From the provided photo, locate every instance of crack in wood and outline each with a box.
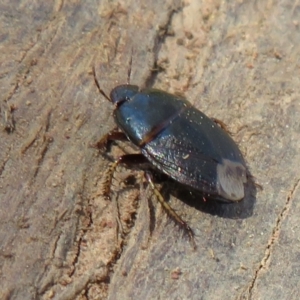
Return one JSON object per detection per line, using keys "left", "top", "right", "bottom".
{"left": 1, "top": 13, "right": 63, "bottom": 133}
{"left": 0, "top": 146, "right": 11, "bottom": 177}
{"left": 238, "top": 178, "right": 300, "bottom": 300}
{"left": 144, "top": 6, "right": 181, "bottom": 89}
{"left": 20, "top": 107, "right": 52, "bottom": 153}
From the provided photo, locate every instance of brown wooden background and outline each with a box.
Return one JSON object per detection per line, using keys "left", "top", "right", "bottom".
{"left": 1, "top": 0, "right": 300, "bottom": 299}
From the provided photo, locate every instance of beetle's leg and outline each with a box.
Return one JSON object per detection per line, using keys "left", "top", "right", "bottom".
{"left": 211, "top": 118, "right": 231, "bottom": 134}
{"left": 145, "top": 172, "right": 196, "bottom": 250}
{"left": 102, "top": 154, "right": 148, "bottom": 197}
{"left": 95, "top": 127, "right": 128, "bottom": 150}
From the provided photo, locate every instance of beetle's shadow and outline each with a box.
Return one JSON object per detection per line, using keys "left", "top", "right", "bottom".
{"left": 100, "top": 142, "right": 258, "bottom": 220}
{"left": 158, "top": 172, "right": 257, "bottom": 220}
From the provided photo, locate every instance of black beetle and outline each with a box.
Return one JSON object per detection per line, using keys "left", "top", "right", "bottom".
{"left": 93, "top": 67, "right": 247, "bottom": 246}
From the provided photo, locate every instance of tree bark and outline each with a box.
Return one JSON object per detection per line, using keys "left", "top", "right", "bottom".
{"left": 1, "top": 0, "right": 299, "bottom": 299}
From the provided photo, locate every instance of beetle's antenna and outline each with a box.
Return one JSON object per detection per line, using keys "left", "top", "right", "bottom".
{"left": 92, "top": 66, "right": 111, "bottom": 102}
{"left": 127, "top": 49, "right": 133, "bottom": 85}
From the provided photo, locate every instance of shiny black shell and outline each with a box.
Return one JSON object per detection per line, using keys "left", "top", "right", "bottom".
{"left": 110, "top": 85, "right": 247, "bottom": 202}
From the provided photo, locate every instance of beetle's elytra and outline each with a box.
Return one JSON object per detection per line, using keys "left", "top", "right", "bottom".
{"left": 93, "top": 67, "right": 247, "bottom": 247}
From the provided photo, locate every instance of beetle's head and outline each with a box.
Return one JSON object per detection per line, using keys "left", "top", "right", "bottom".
{"left": 110, "top": 85, "right": 139, "bottom": 106}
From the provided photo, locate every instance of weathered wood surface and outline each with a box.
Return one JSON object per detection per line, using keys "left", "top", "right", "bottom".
{"left": 1, "top": 1, "right": 300, "bottom": 299}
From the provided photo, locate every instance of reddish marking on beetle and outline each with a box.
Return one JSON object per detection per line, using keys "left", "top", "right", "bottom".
{"left": 139, "top": 106, "right": 187, "bottom": 147}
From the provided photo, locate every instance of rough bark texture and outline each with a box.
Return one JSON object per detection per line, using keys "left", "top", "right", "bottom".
{"left": 1, "top": 0, "right": 300, "bottom": 299}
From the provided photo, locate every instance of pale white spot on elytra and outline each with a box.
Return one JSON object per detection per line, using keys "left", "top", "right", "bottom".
{"left": 216, "top": 159, "right": 247, "bottom": 201}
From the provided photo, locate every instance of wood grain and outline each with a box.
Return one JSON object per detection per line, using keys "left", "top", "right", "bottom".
{"left": 1, "top": 1, "right": 299, "bottom": 299}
